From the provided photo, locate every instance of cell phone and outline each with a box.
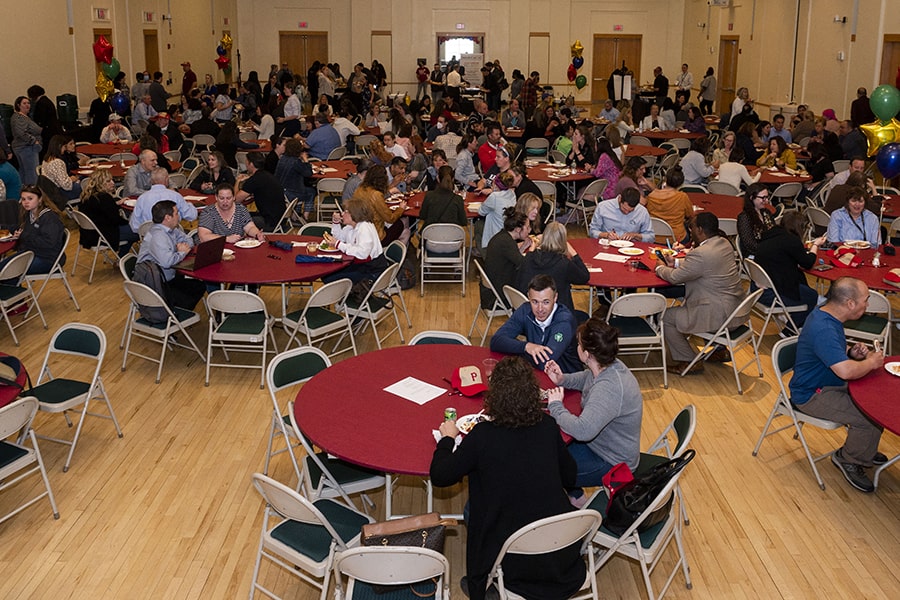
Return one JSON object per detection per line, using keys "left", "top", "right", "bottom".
{"left": 813, "top": 264, "right": 834, "bottom": 271}
{"left": 654, "top": 249, "right": 666, "bottom": 261}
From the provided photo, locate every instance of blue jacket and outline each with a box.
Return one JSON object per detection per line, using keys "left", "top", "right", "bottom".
{"left": 490, "top": 303, "right": 581, "bottom": 373}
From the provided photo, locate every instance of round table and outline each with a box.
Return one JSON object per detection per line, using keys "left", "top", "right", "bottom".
{"left": 527, "top": 165, "right": 595, "bottom": 204}
{"left": 570, "top": 238, "right": 671, "bottom": 290}
{"left": 747, "top": 166, "right": 812, "bottom": 185}
{"left": 625, "top": 145, "right": 668, "bottom": 158}
{"left": 404, "top": 191, "right": 481, "bottom": 219}
{"left": 848, "top": 357, "right": 900, "bottom": 487}
{"left": 882, "top": 195, "right": 899, "bottom": 220}
{"left": 310, "top": 160, "right": 356, "bottom": 180}
{"left": 77, "top": 142, "right": 133, "bottom": 157}
{"left": 802, "top": 245, "right": 900, "bottom": 293}
{"left": 73, "top": 159, "right": 182, "bottom": 179}
{"left": 177, "top": 234, "right": 349, "bottom": 284}
{"left": 0, "top": 239, "right": 16, "bottom": 256}
{"left": 686, "top": 193, "right": 745, "bottom": 220}
{"left": 294, "top": 345, "right": 582, "bottom": 477}
{"left": 637, "top": 130, "right": 706, "bottom": 142}
{"left": 123, "top": 188, "right": 216, "bottom": 207}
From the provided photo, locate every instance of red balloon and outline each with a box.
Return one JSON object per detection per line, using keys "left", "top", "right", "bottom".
{"left": 567, "top": 64, "right": 577, "bottom": 82}
{"left": 215, "top": 55, "right": 230, "bottom": 70}
{"left": 92, "top": 35, "right": 114, "bottom": 64}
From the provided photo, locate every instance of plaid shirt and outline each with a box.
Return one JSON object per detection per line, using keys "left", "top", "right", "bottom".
{"left": 521, "top": 78, "right": 539, "bottom": 110}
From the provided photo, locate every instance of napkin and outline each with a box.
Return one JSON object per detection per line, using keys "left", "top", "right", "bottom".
{"left": 432, "top": 430, "right": 463, "bottom": 451}
{"left": 883, "top": 268, "right": 900, "bottom": 289}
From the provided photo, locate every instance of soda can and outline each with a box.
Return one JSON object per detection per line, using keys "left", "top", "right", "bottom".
{"left": 444, "top": 407, "right": 457, "bottom": 421}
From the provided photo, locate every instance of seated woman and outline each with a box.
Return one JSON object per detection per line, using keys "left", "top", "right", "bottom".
{"left": 198, "top": 183, "right": 266, "bottom": 244}
{"left": 640, "top": 103, "right": 669, "bottom": 131}
{"left": 323, "top": 196, "right": 388, "bottom": 284}
{"left": 515, "top": 221, "right": 589, "bottom": 317}
{"left": 483, "top": 207, "right": 532, "bottom": 308}
{"left": 189, "top": 151, "right": 236, "bottom": 194}
{"left": 430, "top": 356, "right": 584, "bottom": 600}
{"left": 419, "top": 165, "right": 466, "bottom": 229}
{"left": 514, "top": 191, "right": 542, "bottom": 236}
{"left": 645, "top": 167, "right": 694, "bottom": 245}
{"left": 614, "top": 156, "right": 656, "bottom": 200}
{"left": 756, "top": 135, "right": 797, "bottom": 170}
{"left": 712, "top": 130, "right": 736, "bottom": 165}
{"left": 274, "top": 139, "right": 315, "bottom": 220}
{"left": 737, "top": 182, "right": 775, "bottom": 257}
{"left": 735, "top": 121, "right": 761, "bottom": 166}
{"left": 826, "top": 186, "right": 881, "bottom": 246}
{"left": 454, "top": 134, "right": 486, "bottom": 192}
{"left": 545, "top": 318, "right": 643, "bottom": 505}
{"left": 41, "top": 134, "right": 82, "bottom": 201}
{"left": 0, "top": 185, "right": 66, "bottom": 275}
{"left": 592, "top": 137, "right": 622, "bottom": 200}
{"left": 478, "top": 171, "right": 518, "bottom": 249}
{"left": 716, "top": 146, "right": 760, "bottom": 191}
{"left": 565, "top": 124, "right": 596, "bottom": 171}
{"left": 78, "top": 170, "right": 138, "bottom": 257}
{"left": 216, "top": 121, "right": 259, "bottom": 169}
{"left": 755, "top": 210, "right": 824, "bottom": 328}
{"left": 683, "top": 106, "right": 706, "bottom": 133}
{"left": 352, "top": 164, "right": 406, "bottom": 243}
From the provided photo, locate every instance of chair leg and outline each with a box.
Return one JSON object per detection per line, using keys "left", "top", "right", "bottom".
{"left": 263, "top": 412, "right": 277, "bottom": 476}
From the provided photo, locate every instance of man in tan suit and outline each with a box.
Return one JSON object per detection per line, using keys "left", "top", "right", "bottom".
{"left": 654, "top": 212, "right": 744, "bottom": 373}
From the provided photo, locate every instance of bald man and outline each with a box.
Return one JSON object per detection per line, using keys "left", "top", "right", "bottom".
{"left": 129, "top": 167, "right": 198, "bottom": 231}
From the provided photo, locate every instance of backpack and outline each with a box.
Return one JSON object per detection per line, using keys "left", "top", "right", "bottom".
{"left": 132, "top": 260, "right": 173, "bottom": 324}
{"left": 396, "top": 253, "right": 418, "bottom": 290}
{"left": 0, "top": 353, "right": 30, "bottom": 409}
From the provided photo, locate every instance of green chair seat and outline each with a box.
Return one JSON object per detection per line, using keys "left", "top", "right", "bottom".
{"left": 843, "top": 315, "right": 888, "bottom": 335}
{"left": 587, "top": 489, "right": 670, "bottom": 549}
{"left": 287, "top": 306, "right": 343, "bottom": 330}
{"left": 30, "top": 379, "right": 91, "bottom": 406}
{"left": 608, "top": 316, "right": 657, "bottom": 338}
{"left": 0, "top": 441, "right": 28, "bottom": 469}
{"left": 306, "top": 451, "right": 383, "bottom": 489}
{"left": 217, "top": 313, "right": 267, "bottom": 335}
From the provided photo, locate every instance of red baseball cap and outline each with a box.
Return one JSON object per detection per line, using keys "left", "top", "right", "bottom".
{"left": 451, "top": 365, "right": 488, "bottom": 397}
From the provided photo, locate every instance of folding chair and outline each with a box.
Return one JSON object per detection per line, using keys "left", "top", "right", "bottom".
{"left": 109, "top": 152, "right": 137, "bottom": 162}
{"left": 288, "top": 408, "right": 386, "bottom": 514}
{"left": 831, "top": 159, "right": 850, "bottom": 173}
{"left": 0, "top": 397, "right": 59, "bottom": 525}
{"left": 167, "top": 172, "right": 187, "bottom": 188}
{"left": 706, "top": 180, "right": 740, "bottom": 196}
{"left": 283, "top": 279, "right": 357, "bottom": 359}
{"left": 650, "top": 217, "right": 676, "bottom": 245}
{"left": 69, "top": 210, "right": 121, "bottom": 283}
{"left": 121, "top": 281, "right": 206, "bottom": 383}
{"left": 316, "top": 178, "right": 346, "bottom": 222}
{"left": 753, "top": 337, "right": 845, "bottom": 490}
{"left": 629, "top": 135, "right": 652, "bottom": 146}
{"left": 635, "top": 405, "right": 696, "bottom": 525}
{"left": 488, "top": 510, "right": 603, "bottom": 600}
{"left": 718, "top": 217, "right": 738, "bottom": 238}
{"left": 679, "top": 184, "right": 708, "bottom": 194}
{"left": 533, "top": 180, "right": 557, "bottom": 223}
{"left": 263, "top": 347, "right": 330, "bottom": 483}
{"left": 420, "top": 223, "right": 466, "bottom": 297}
{"left": 30, "top": 323, "right": 123, "bottom": 472}
{"left": 772, "top": 182, "right": 803, "bottom": 208}
{"left": 408, "top": 330, "right": 471, "bottom": 345}
{"left": 502, "top": 285, "right": 528, "bottom": 310}
{"left": 341, "top": 264, "right": 405, "bottom": 349}
{"left": 744, "top": 259, "right": 806, "bottom": 345}
{"left": 271, "top": 197, "right": 299, "bottom": 234}
{"left": 0, "top": 251, "right": 47, "bottom": 346}
{"left": 549, "top": 149, "right": 567, "bottom": 164}
{"left": 679, "top": 289, "right": 765, "bottom": 394}
{"left": 565, "top": 179, "right": 607, "bottom": 234}
{"left": 25, "top": 229, "right": 81, "bottom": 314}
{"left": 805, "top": 206, "right": 831, "bottom": 240}
{"left": 249, "top": 473, "right": 373, "bottom": 600}
{"left": 887, "top": 216, "right": 900, "bottom": 245}
{"left": 524, "top": 138, "right": 549, "bottom": 159}
{"left": 235, "top": 151, "right": 249, "bottom": 173}
{"left": 843, "top": 290, "right": 891, "bottom": 354}
{"left": 469, "top": 259, "right": 513, "bottom": 346}
{"left": 299, "top": 222, "right": 334, "bottom": 237}
{"left": 383, "top": 240, "right": 413, "bottom": 328}
{"left": 180, "top": 156, "right": 200, "bottom": 174}
{"left": 326, "top": 147, "right": 347, "bottom": 160}
{"left": 334, "top": 546, "right": 451, "bottom": 600}
{"left": 588, "top": 465, "right": 692, "bottom": 600}
{"left": 607, "top": 292, "right": 668, "bottom": 388}
{"left": 206, "top": 290, "right": 279, "bottom": 389}
{"left": 191, "top": 133, "right": 216, "bottom": 151}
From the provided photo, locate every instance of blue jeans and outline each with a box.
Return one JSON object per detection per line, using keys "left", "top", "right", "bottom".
{"left": 14, "top": 144, "right": 41, "bottom": 186}
{"left": 567, "top": 442, "right": 616, "bottom": 488}
{"left": 759, "top": 282, "right": 818, "bottom": 327}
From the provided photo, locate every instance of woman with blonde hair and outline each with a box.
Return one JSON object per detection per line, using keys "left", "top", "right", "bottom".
{"left": 515, "top": 221, "right": 589, "bottom": 315}
{"left": 78, "top": 170, "right": 137, "bottom": 256}
{"left": 514, "top": 192, "right": 542, "bottom": 235}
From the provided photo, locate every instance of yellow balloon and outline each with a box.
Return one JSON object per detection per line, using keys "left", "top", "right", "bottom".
{"left": 860, "top": 118, "right": 900, "bottom": 157}
{"left": 571, "top": 39, "right": 584, "bottom": 58}
{"left": 220, "top": 33, "right": 233, "bottom": 51}
{"left": 95, "top": 72, "right": 114, "bottom": 102}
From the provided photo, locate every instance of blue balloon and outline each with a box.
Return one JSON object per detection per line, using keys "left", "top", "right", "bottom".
{"left": 876, "top": 143, "right": 900, "bottom": 180}
{"left": 110, "top": 92, "right": 129, "bottom": 115}
{"left": 572, "top": 56, "right": 584, "bottom": 70}
{"left": 216, "top": 45, "right": 226, "bottom": 56}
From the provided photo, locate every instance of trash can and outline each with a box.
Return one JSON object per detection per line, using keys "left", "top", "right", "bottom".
{"left": 56, "top": 93, "right": 79, "bottom": 125}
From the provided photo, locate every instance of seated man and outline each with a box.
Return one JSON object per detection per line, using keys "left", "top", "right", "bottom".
{"left": 490, "top": 274, "right": 580, "bottom": 373}
{"left": 588, "top": 188, "right": 655, "bottom": 241}
{"left": 236, "top": 152, "right": 286, "bottom": 231}
{"left": 766, "top": 113, "right": 793, "bottom": 143}
{"left": 135, "top": 200, "right": 206, "bottom": 310}
{"left": 789, "top": 276, "right": 886, "bottom": 493}
{"left": 132, "top": 94, "right": 157, "bottom": 130}
{"left": 123, "top": 149, "right": 158, "bottom": 198}
{"left": 130, "top": 167, "right": 199, "bottom": 232}
{"left": 387, "top": 156, "right": 409, "bottom": 194}
{"left": 477, "top": 122, "right": 504, "bottom": 174}
{"left": 599, "top": 99, "right": 620, "bottom": 122}
{"left": 305, "top": 113, "right": 341, "bottom": 160}
{"left": 100, "top": 114, "right": 133, "bottom": 143}
{"left": 654, "top": 212, "right": 744, "bottom": 373}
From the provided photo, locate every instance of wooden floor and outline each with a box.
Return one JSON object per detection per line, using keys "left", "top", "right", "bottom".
{"left": 1, "top": 230, "right": 899, "bottom": 600}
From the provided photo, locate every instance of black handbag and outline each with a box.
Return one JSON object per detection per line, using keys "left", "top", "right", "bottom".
{"left": 604, "top": 449, "right": 695, "bottom": 536}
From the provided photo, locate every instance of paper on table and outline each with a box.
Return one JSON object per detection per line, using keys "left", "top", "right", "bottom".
{"left": 320, "top": 167, "right": 339, "bottom": 172}
{"left": 183, "top": 195, "right": 208, "bottom": 201}
{"left": 587, "top": 267, "right": 604, "bottom": 273}
{"left": 384, "top": 377, "right": 446, "bottom": 405}
{"left": 768, "top": 172, "right": 791, "bottom": 177}
{"left": 592, "top": 252, "right": 631, "bottom": 263}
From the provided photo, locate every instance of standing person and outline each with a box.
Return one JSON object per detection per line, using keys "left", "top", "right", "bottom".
{"left": 520, "top": 71, "right": 540, "bottom": 119}
{"left": 429, "top": 63, "right": 445, "bottom": 104}
{"left": 698, "top": 67, "right": 716, "bottom": 115}
{"left": 430, "top": 356, "right": 583, "bottom": 600}
{"left": 274, "top": 138, "right": 315, "bottom": 221}
{"left": 0, "top": 185, "right": 65, "bottom": 275}
{"left": 27, "top": 85, "right": 62, "bottom": 158}
{"left": 652, "top": 66, "right": 669, "bottom": 105}
{"left": 213, "top": 84, "right": 236, "bottom": 123}
{"left": 10, "top": 96, "right": 42, "bottom": 185}
{"left": 674, "top": 63, "right": 693, "bottom": 94}
{"left": 789, "top": 276, "right": 886, "bottom": 493}
{"left": 850, "top": 88, "right": 876, "bottom": 128}
{"left": 415, "top": 60, "right": 430, "bottom": 101}
{"left": 148, "top": 72, "right": 170, "bottom": 112}
{"left": 180, "top": 62, "right": 197, "bottom": 97}
{"left": 544, "top": 319, "right": 643, "bottom": 505}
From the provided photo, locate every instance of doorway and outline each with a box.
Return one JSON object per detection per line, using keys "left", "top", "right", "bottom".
{"left": 591, "top": 35, "right": 642, "bottom": 104}
{"left": 528, "top": 34, "right": 550, "bottom": 81}
{"left": 881, "top": 35, "right": 900, "bottom": 86}
{"left": 718, "top": 36, "right": 739, "bottom": 115}
{"left": 278, "top": 32, "right": 329, "bottom": 82}
{"left": 372, "top": 32, "right": 392, "bottom": 91}
{"left": 143, "top": 31, "right": 159, "bottom": 75}
{"left": 93, "top": 29, "right": 113, "bottom": 79}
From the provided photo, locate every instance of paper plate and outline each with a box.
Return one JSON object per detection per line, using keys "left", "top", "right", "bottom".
{"left": 122, "top": 199, "right": 137, "bottom": 207}
{"left": 884, "top": 362, "right": 900, "bottom": 377}
{"left": 618, "top": 247, "right": 645, "bottom": 256}
{"left": 234, "top": 239, "right": 262, "bottom": 249}
{"left": 609, "top": 240, "right": 634, "bottom": 248}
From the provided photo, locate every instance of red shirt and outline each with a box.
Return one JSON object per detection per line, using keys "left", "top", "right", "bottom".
{"left": 478, "top": 142, "right": 499, "bottom": 173}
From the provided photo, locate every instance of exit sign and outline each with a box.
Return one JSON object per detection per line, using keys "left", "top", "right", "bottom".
{"left": 299, "top": 21, "right": 308, "bottom": 28}
{"left": 456, "top": 23, "right": 465, "bottom": 30}
{"left": 613, "top": 25, "right": 623, "bottom": 31}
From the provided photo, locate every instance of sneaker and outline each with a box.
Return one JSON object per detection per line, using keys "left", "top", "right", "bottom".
{"left": 831, "top": 450, "right": 875, "bottom": 493}
{"left": 569, "top": 491, "right": 589, "bottom": 509}
{"left": 873, "top": 452, "right": 889, "bottom": 466}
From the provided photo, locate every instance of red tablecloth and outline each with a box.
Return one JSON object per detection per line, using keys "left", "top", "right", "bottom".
{"left": 77, "top": 142, "right": 133, "bottom": 156}
{"left": 73, "top": 160, "right": 181, "bottom": 179}
{"left": 638, "top": 130, "right": 706, "bottom": 141}
{"left": 311, "top": 160, "right": 356, "bottom": 180}
{"left": 404, "top": 191, "right": 481, "bottom": 219}
{"left": 294, "top": 345, "right": 583, "bottom": 476}
{"left": 626, "top": 145, "right": 668, "bottom": 157}
{"left": 178, "top": 234, "right": 349, "bottom": 284}
{"left": 748, "top": 166, "right": 812, "bottom": 185}
{"left": 0, "top": 239, "right": 17, "bottom": 255}
{"left": 882, "top": 195, "right": 899, "bottom": 220}
{"left": 686, "top": 193, "right": 745, "bottom": 220}
{"left": 571, "top": 239, "right": 671, "bottom": 290}
{"left": 124, "top": 188, "right": 215, "bottom": 207}
{"left": 527, "top": 165, "right": 595, "bottom": 184}
{"left": 802, "top": 246, "right": 900, "bottom": 292}
{"left": 849, "top": 357, "right": 900, "bottom": 436}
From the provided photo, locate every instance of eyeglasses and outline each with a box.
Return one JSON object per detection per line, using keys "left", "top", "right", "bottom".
{"left": 755, "top": 194, "right": 770, "bottom": 200}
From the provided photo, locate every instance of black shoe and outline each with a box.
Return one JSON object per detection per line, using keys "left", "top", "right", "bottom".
{"left": 873, "top": 452, "right": 889, "bottom": 466}
{"left": 706, "top": 346, "right": 731, "bottom": 363}
{"left": 832, "top": 450, "right": 875, "bottom": 493}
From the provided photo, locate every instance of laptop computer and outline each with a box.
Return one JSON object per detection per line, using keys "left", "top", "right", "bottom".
{"left": 175, "top": 235, "right": 227, "bottom": 271}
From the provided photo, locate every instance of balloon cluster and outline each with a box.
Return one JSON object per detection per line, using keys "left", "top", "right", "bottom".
{"left": 568, "top": 40, "right": 587, "bottom": 91}
{"left": 214, "top": 33, "right": 233, "bottom": 76}
{"left": 862, "top": 84, "right": 900, "bottom": 179}
{"left": 92, "top": 35, "right": 121, "bottom": 102}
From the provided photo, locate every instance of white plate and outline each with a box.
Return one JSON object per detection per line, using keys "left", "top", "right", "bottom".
{"left": 609, "top": 240, "right": 634, "bottom": 248}
{"left": 234, "top": 239, "right": 262, "bottom": 249}
{"left": 618, "top": 247, "right": 645, "bottom": 256}
{"left": 222, "top": 248, "right": 234, "bottom": 257}
{"left": 467, "top": 202, "right": 483, "bottom": 212}
{"left": 885, "top": 362, "right": 900, "bottom": 377}
{"left": 456, "top": 413, "right": 491, "bottom": 435}
{"left": 844, "top": 240, "right": 870, "bottom": 250}
{"left": 122, "top": 199, "right": 137, "bottom": 207}
{"left": 95, "top": 164, "right": 114, "bottom": 169}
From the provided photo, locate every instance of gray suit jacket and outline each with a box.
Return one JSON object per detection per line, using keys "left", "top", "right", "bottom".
{"left": 656, "top": 235, "right": 744, "bottom": 334}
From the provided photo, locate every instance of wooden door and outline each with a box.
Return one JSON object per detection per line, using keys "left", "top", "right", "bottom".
{"left": 881, "top": 35, "right": 900, "bottom": 85}
{"left": 279, "top": 32, "right": 329, "bottom": 80}
{"left": 143, "top": 31, "right": 159, "bottom": 75}
{"left": 591, "top": 35, "right": 642, "bottom": 104}
{"left": 371, "top": 33, "right": 392, "bottom": 90}
{"left": 528, "top": 33, "right": 550, "bottom": 82}
{"left": 718, "top": 36, "right": 739, "bottom": 114}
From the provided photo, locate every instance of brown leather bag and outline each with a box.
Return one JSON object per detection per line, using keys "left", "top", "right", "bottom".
{"left": 361, "top": 512, "right": 457, "bottom": 551}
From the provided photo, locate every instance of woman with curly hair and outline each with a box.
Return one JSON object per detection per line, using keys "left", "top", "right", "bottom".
{"left": 431, "top": 356, "right": 583, "bottom": 600}
{"left": 78, "top": 170, "right": 138, "bottom": 256}
{"left": 545, "top": 318, "right": 643, "bottom": 504}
